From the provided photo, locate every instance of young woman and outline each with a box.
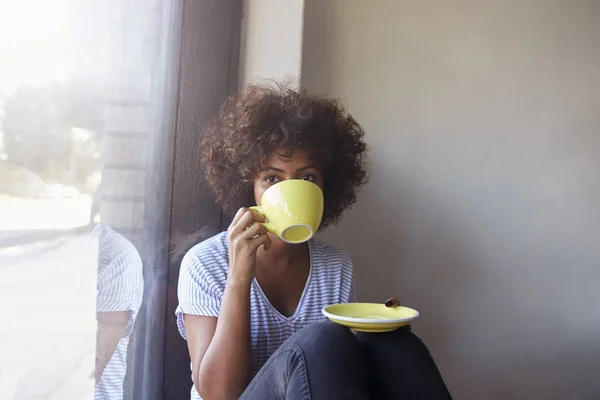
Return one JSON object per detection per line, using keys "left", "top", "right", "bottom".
{"left": 176, "top": 83, "right": 452, "bottom": 400}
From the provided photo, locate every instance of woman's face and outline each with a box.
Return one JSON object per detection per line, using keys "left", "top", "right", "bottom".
{"left": 254, "top": 149, "right": 324, "bottom": 206}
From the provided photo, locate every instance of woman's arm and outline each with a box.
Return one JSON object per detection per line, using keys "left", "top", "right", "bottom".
{"left": 184, "top": 277, "right": 253, "bottom": 399}
{"left": 95, "top": 311, "right": 129, "bottom": 382}
{"left": 183, "top": 208, "right": 271, "bottom": 399}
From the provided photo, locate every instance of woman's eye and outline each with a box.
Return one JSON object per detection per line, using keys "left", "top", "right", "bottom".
{"left": 264, "top": 175, "right": 279, "bottom": 184}
{"left": 300, "top": 174, "right": 315, "bottom": 182}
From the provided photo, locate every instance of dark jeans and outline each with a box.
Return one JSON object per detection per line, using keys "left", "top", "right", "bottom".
{"left": 240, "top": 321, "right": 452, "bottom": 400}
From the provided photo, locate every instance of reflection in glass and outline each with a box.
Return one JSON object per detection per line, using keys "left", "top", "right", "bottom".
{"left": 0, "top": 1, "right": 172, "bottom": 398}
{"left": 93, "top": 225, "right": 144, "bottom": 399}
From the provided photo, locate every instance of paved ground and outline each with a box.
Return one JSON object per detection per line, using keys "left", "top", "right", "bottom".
{"left": 0, "top": 235, "right": 97, "bottom": 400}
{"left": 0, "top": 197, "right": 97, "bottom": 400}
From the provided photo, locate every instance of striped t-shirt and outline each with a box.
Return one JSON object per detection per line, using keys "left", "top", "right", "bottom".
{"left": 176, "top": 232, "right": 355, "bottom": 400}
{"left": 94, "top": 225, "right": 144, "bottom": 400}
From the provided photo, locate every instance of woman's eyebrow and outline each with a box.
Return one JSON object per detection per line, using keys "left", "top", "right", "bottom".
{"left": 260, "top": 166, "right": 285, "bottom": 173}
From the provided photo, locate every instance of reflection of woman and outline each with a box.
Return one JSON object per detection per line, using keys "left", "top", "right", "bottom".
{"left": 176, "top": 84, "right": 451, "bottom": 399}
{"left": 94, "top": 225, "right": 144, "bottom": 400}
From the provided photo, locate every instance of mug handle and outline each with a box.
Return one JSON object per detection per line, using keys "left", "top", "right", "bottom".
{"left": 249, "top": 206, "right": 276, "bottom": 234}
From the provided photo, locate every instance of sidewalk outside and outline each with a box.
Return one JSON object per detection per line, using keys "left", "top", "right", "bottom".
{"left": 0, "top": 196, "right": 97, "bottom": 400}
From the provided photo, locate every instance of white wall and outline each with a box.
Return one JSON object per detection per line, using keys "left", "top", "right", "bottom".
{"left": 239, "top": 0, "right": 304, "bottom": 87}
{"left": 303, "top": 1, "right": 600, "bottom": 399}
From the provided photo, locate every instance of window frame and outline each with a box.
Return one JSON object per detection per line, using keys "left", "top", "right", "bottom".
{"left": 129, "top": 1, "right": 242, "bottom": 399}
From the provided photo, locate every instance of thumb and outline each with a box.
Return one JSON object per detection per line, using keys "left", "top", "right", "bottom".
{"left": 384, "top": 298, "right": 401, "bottom": 308}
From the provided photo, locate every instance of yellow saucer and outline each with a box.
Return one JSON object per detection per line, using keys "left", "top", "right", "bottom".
{"left": 322, "top": 303, "right": 420, "bottom": 333}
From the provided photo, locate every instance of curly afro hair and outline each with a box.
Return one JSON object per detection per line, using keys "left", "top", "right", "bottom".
{"left": 201, "top": 82, "right": 368, "bottom": 228}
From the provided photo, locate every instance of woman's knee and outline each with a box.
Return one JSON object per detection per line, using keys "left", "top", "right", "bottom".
{"left": 268, "top": 322, "right": 369, "bottom": 399}
{"left": 355, "top": 329, "right": 451, "bottom": 399}
{"left": 356, "top": 327, "right": 431, "bottom": 358}
{"left": 287, "top": 321, "right": 359, "bottom": 356}
{"left": 356, "top": 325, "right": 420, "bottom": 343}
{"left": 304, "top": 320, "right": 352, "bottom": 337}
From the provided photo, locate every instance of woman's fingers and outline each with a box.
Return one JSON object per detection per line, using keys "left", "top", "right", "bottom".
{"left": 231, "top": 209, "right": 264, "bottom": 235}
{"left": 229, "top": 209, "right": 272, "bottom": 251}
{"left": 242, "top": 222, "right": 271, "bottom": 251}
{"left": 226, "top": 208, "right": 271, "bottom": 282}
{"left": 241, "top": 221, "right": 266, "bottom": 239}
{"left": 229, "top": 207, "right": 248, "bottom": 229}
{"left": 384, "top": 298, "right": 401, "bottom": 308}
{"left": 230, "top": 207, "right": 265, "bottom": 228}
{"left": 248, "top": 230, "right": 272, "bottom": 252}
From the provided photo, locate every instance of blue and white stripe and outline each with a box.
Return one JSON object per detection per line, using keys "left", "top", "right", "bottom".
{"left": 94, "top": 225, "right": 144, "bottom": 400}
{"left": 176, "top": 232, "right": 355, "bottom": 400}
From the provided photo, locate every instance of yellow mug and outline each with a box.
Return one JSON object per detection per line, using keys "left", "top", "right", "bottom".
{"left": 250, "top": 179, "right": 324, "bottom": 244}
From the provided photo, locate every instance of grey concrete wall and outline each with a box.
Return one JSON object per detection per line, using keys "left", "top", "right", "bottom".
{"left": 302, "top": 1, "right": 600, "bottom": 398}
{"left": 239, "top": 0, "right": 304, "bottom": 87}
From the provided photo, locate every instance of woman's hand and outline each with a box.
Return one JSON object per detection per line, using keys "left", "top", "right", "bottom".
{"left": 384, "top": 297, "right": 411, "bottom": 331}
{"left": 227, "top": 207, "right": 272, "bottom": 283}
{"left": 384, "top": 298, "right": 401, "bottom": 308}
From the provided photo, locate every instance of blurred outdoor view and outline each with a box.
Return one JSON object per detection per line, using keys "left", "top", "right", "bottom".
{"left": 0, "top": 0, "right": 159, "bottom": 398}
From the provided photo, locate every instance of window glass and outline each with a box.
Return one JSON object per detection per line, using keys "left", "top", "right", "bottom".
{"left": 0, "top": 1, "right": 178, "bottom": 398}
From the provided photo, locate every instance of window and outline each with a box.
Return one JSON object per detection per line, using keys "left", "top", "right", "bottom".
{"left": 0, "top": 1, "right": 241, "bottom": 398}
